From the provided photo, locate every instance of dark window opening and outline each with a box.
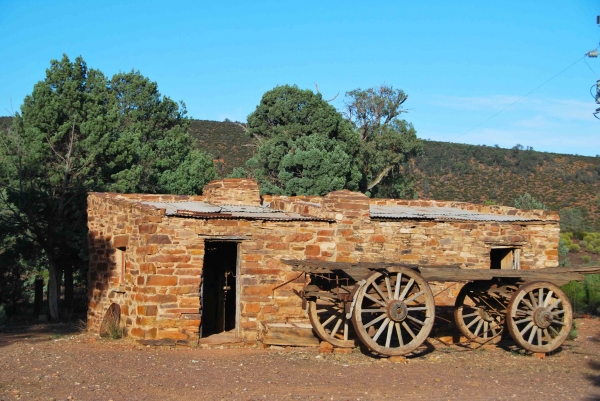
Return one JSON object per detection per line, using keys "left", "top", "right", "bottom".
{"left": 490, "top": 248, "right": 520, "bottom": 270}
{"left": 201, "top": 241, "right": 238, "bottom": 337}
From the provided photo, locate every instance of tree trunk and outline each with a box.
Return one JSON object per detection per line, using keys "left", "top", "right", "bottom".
{"left": 47, "top": 256, "right": 60, "bottom": 321}
{"left": 64, "top": 265, "right": 74, "bottom": 314}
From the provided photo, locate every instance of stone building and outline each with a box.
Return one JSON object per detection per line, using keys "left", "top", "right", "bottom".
{"left": 86, "top": 179, "right": 559, "bottom": 346}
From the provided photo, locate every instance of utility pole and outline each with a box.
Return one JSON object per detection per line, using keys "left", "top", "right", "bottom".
{"left": 586, "top": 16, "right": 600, "bottom": 119}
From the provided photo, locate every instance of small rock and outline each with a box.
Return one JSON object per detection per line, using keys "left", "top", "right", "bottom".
{"left": 333, "top": 347, "right": 352, "bottom": 354}
{"left": 389, "top": 356, "right": 408, "bottom": 364}
{"left": 319, "top": 341, "right": 333, "bottom": 354}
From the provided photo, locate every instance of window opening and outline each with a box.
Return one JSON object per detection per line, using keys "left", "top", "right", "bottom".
{"left": 490, "top": 247, "right": 520, "bottom": 270}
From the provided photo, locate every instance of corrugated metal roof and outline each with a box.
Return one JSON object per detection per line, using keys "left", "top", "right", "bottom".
{"left": 370, "top": 205, "right": 543, "bottom": 222}
{"left": 141, "top": 201, "right": 332, "bottom": 222}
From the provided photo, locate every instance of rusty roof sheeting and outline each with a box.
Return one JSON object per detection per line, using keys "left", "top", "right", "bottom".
{"left": 141, "top": 201, "right": 332, "bottom": 222}
{"left": 370, "top": 205, "right": 545, "bottom": 222}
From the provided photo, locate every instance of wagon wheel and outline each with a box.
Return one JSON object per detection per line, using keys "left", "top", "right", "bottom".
{"left": 454, "top": 282, "right": 507, "bottom": 344}
{"left": 506, "top": 281, "right": 573, "bottom": 353}
{"left": 308, "top": 297, "right": 357, "bottom": 348}
{"left": 352, "top": 268, "right": 435, "bottom": 356}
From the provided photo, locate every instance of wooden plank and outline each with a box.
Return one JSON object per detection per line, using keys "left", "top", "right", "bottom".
{"left": 263, "top": 323, "right": 320, "bottom": 347}
{"left": 418, "top": 268, "right": 585, "bottom": 284}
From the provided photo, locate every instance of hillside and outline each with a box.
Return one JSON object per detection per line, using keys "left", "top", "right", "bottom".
{"left": 2, "top": 116, "right": 598, "bottom": 225}
{"left": 188, "top": 119, "right": 254, "bottom": 177}
{"left": 188, "top": 120, "right": 600, "bottom": 226}
{"left": 412, "top": 141, "right": 600, "bottom": 226}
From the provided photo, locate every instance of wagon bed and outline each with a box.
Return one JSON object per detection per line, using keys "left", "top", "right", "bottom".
{"left": 283, "top": 259, "right": 600, "bottom": 286}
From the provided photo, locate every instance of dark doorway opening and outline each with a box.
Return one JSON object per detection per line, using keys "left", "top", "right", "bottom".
{"left": 201, "top": 241, "right": 238, "bottom": 337}
{"left": 490, "top": 248, "right": 520, "bottom": 270}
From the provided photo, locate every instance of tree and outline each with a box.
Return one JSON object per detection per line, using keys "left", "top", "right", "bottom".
{"left": 513, "top": 193, "right": 546, "bottom": 210}
{"left": 344, "top": 85, "right": 423, "bottom": 197}
{"left": 245, "top": 85, "right": 361, "bottom": 195}
{"left": 0, "top": 55, "right": 216, "bottom": 320}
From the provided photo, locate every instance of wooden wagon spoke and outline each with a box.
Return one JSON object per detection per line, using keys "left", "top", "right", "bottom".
{"left": 547, "top": 299, "right": 562, "bottom": 311}
{"left": 550, "top": 310, "right": 565, "bottom": 315}
{"left": 403, "top": 291, "right": 424, "bottom": 305}
{"left": 395, "top": 323, "right": 404, "bottom": 347}
{"left": 322, "top": 314, "right": 337, "bottom": 328}
{"left": 521, "top": 298, "right": 535, "bottom": 311}
{"left": 372, "top": 318, "right": 390, "bottom": 342}
{"left": 385, "top": 319, "right": 395, "bottom": 348}
{"left": 344, "top": 321, "right": 349, "bottom": 341}
{"left": 401, "top": 321, "right": 416, "bottom": 339}
{"left": 461, "top": 312, "right": 480, "bottom": 318}
{"left": 538, "top": 288, "right": 544, "bottom": 309}
{"left": 549, "top": 326, "right": 560, "bottom": 336}
{"left": 394, "top": 273, "right": 402, "bottom": 300}
{"left": 527, "top": 326, "right": 537, "bottom": 344}
{"left": 364, "top": 293, "right": 386, "bottom": 307}
{"left": 550, "top": 319, "right": 566, "bottom": 326}
{"left": 473, "top": 319, "right": 484, "bottom": 336}
{"left": 361, "top": 308, "right": 387, "bottom": 313}
{"left": 363, "top": 313, "right": 387, "bottom": 329}
{"left": 513, "top": 317, "right": 532, "bottom": 325}
{"left": 465, "top": 316, "right": 482, "bottom": 329}
{"left": 543, "top": 328, "right": 551, "bottom": 342}
{"left": 537, "top": 327, "right": 543, "bottom": 346}
{"left": 483, "top": 322, "right": 489, "bottom": 339}
{"left": 513, "top": 308, "right": 532, "bottom": 317}
{"left": 543, "top": 290, "right": 554, "bottom": 307}
{"left": 385, "top": 276, "right": 393, "bottom": 301}
{"left": 519, "top": 321, "right": 534, "bottom": 336}
{"left": 330, "top": 318, "right": 343, "bottom": 338}
{"left": 528, "top": 292, "right": 538, "bottom": 309}
{"left": 372, "top": 282, "right": 389, "bottom": 302}
{"left": 398, "top": 278, "right": 414, "bottom": 301}
{"left": 405, "top": 315, "right": 426, "bottom": 326}
{"left": 407, "top": 306, "right": 429, "bottom": 311}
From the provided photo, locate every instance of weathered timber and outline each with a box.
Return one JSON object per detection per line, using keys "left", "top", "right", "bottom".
{"left": 283, "top": 260, "right": 600, "bottom": 286}
{"left": 263, "top": 323, "right": 320, "bottom": 347}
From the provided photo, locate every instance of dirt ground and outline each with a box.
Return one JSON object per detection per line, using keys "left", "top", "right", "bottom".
{"left": 0, "top": 318, "right": 599, "bottom": 401}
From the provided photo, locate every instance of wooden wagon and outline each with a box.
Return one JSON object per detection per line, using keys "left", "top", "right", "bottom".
{"left": 282, "top": 260, "right": 600, "bottom": 356}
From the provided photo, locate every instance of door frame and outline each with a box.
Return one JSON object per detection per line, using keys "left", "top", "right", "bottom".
{"left": 200, "top": 239, "right": 242, "bottom": 338}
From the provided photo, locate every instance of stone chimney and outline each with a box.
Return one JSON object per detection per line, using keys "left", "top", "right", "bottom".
{"left": 202, "top": 179, "right": 261, "bottom": 206}
{"left": 321, "top": 190, "right": 370, "bottom": 222}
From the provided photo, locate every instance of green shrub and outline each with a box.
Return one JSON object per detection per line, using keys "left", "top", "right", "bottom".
{"left": 559, "top": 238, "right": 570, "bottom": 257}
{"left": 585, "top": 274, "right": 600, "bottom": 314}
{"left": 568, "top": 243, "right": 580, "bottom": 252}
{"left": 562, "top": 274, "right": 600, "bottom": 315}
{"left": 582, "top": 255, "right": 592, "bottom": 263}
{"left": 562, "top": 281, "right": 587, "bottom": 313}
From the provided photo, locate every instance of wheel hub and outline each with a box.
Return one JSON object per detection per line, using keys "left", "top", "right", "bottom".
{"left": 533, "top": 307, "right": 552, "bottom": 329}
{"left": 387, "top": 300, "right": 408, "bottom": 322}
{"left": 477, "top": 308, "right": 494, "bottom": 322}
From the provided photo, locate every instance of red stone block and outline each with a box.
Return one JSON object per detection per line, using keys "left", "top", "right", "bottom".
{"left": 305, "top": 245, "right": 320, "bottom": 256}
{"left": 146, "top": 275, "right": 177, "bottom": 286}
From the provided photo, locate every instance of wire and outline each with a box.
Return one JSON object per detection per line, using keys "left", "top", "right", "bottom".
{"left": 584, "top": 55, "right": 598, "bottom": 77}
{"left": 453, "top": 55, "right": 586, "bottom": 141}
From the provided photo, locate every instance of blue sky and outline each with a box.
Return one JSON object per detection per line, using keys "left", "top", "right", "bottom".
{"left": 1, "top": 0, "right": 599, "bottom": 155}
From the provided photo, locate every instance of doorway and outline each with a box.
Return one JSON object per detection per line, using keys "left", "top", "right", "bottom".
{"left": 201, "top": 241, "right": 239, "bottom": 338}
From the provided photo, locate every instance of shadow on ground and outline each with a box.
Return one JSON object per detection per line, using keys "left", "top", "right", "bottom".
{"left": 0, "top": 320, "right": 84, "bottom": 348}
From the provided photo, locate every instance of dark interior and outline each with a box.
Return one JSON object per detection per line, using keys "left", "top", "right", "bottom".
{"left": 201, "top": 241, "right": 238, "bottom": 337}
{"left": 490, "top": 248, "right": 512, "bottom": 269}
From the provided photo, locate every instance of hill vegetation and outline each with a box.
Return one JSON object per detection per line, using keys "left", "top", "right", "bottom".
{"left": 189, "top": 119, "right": 600, "bottom": 227}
